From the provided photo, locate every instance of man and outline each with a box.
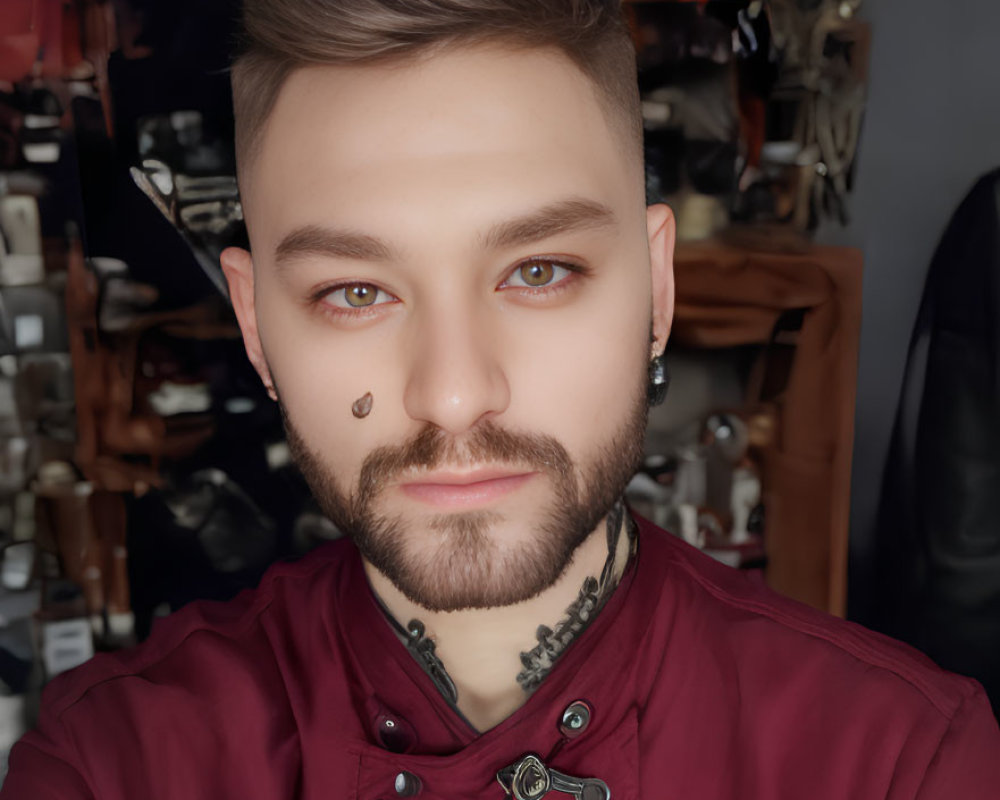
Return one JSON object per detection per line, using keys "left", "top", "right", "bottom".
{"left": 4, "top": 1, "right": 999, "bottom": 797}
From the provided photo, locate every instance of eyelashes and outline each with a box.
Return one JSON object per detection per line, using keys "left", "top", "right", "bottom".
{"left": 310, "top": 256, "right": 589, "bottom": 320}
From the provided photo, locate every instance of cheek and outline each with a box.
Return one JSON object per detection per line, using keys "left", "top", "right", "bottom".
{"left": 254, "top": 292, "right": 392, "bottom": 480}
{"left": 505, "top": 281, "right": 649, "bottom": 442}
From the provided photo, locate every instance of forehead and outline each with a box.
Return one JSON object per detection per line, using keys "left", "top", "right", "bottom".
{"left": 244, "top": 45, "right": 641, "bottom": 249}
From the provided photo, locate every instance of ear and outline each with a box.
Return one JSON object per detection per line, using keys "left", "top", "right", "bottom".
{"left": 220, "top": 246, "right": 275, "bottom": 393}
{"left": 646, "top": 203, "right": 676, "bottom": 354}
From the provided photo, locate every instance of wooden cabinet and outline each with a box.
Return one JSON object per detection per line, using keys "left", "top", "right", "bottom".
{"left": 671, "top": 238, "right": 862, "bottom": 615}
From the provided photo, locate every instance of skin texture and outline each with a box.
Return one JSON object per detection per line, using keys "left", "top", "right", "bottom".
{"left": 221, "top": 44, "right": 675, "bottom": 730}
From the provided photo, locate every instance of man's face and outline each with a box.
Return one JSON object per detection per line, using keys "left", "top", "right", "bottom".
{"left": 223, "top": 45, "right": 674, "bottom": 611}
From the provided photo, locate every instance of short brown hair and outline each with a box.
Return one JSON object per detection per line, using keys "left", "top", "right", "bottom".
{"left": 231, "top": 0, "right": 641, "bottom": 187}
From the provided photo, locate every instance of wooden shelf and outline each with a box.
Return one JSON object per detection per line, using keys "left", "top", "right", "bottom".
{"left": 673, "top": 237, "right": 862, "bottom": 616}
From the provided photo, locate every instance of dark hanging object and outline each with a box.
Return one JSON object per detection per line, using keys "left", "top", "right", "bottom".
{"left": 870, "top": 168, "right": 1000, "bottom": 716}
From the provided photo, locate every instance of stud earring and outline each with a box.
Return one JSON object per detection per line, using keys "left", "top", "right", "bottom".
{"left": 352, "top": 392, "right": 373, "bottom": 419}
{"left": 647, "top": 353, "right": 670, "bottom": 406}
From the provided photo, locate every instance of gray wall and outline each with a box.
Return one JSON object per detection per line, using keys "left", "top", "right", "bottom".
{"left": 815, "top": 0, "right": 1000, "bottom": 616}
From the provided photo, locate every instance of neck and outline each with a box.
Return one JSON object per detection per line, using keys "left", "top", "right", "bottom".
{"left": 363, "top": 505, "right": 633, "bottom": 732}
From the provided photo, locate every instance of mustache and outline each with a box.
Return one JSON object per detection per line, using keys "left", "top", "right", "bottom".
{"left": 355, "top": 420, "right": 574, "bottom": 506}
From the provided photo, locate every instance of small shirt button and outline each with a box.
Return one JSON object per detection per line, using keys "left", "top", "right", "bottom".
{"left": 559, "top": 700, "right": 593, "bottom": 738}
{"left": 376, "top": 714, "right": 416, "bottom": 753}
{"left": 394, "top": 771, "right": 423, "bottom": 796}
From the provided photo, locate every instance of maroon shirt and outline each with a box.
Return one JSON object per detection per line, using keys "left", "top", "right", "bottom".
{"left": 4, "top": 516, "right": 999, "bottom": 799}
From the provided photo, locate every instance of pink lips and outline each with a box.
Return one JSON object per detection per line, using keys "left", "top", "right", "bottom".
{"left": 399, "top": 469, "right": 537, "bottom": 509}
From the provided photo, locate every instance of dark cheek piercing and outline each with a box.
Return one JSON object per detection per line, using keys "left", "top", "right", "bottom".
{"left": 352, "top": 392, "right": 373, "bottom": 419}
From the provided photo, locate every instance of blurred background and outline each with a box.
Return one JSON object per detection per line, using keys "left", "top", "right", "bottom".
{"left": 0, "top": 0, "right": 998, "bottom": 772}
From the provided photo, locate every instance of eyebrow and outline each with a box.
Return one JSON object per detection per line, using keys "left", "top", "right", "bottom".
{"left": 274, "top": 225, "right": 394, "bottom": 267}
{"left": 480, "top": 198, "right": 618, "bottom": 251}
{"left": 272, "top": 197, "right": 617, "bottom": 269}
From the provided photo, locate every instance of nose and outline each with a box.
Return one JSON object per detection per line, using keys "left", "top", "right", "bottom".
{"left": 402, "top": 304, "right": 510, "bottom": 435}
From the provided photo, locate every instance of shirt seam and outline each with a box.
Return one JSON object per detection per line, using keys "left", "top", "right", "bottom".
{"left": 908, "top": 690, "right": 971, "bottom": 797}
{"left": 661, "top": 546, "right": 969, "bottom": 719}
{"left": 50, "top": 548, "right": 345, "bottom": 720}
{"left": 14, "top": 738, "right": 94, "bottom": 796}
{"left": 53, "top": 601, "right": 274, "bottom": 722}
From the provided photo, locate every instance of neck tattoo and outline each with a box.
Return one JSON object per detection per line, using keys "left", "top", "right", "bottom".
{"left": 395, "top": 502, "right": 636, "bottom": 704}
{"left": 516, "top": 501, "right": 636, "bottom": 692}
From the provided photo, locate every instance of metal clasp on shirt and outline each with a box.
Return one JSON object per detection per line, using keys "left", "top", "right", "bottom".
{"left": 496, "top": 753, "right": 610, "bottom": 800}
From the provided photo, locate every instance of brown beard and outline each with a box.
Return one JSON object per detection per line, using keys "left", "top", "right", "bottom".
{"left": 281, "top": 378, "right": 648, "bottom": 612}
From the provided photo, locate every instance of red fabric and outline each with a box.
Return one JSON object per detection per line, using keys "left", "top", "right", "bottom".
{"left": 4, "top": 517, "right": 999, "bottom": 798}
{"left": 0, "top": 0, "right": 85, "bottom": 81}
{"left": 0, "top": 0, "right": 35, "bottom": 38}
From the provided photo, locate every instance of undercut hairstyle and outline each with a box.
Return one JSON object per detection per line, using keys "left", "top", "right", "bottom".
{"left": 231, "top": 0, "right": 642, "bottom": 188}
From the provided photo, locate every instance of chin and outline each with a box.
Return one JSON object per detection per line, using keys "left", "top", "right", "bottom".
{"left": 355, "top": 505, "right": 594, "bottom": 612}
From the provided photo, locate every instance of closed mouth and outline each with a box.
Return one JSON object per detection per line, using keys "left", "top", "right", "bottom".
{"left": 398, "top": 469, "right": 538, "bottom": 508}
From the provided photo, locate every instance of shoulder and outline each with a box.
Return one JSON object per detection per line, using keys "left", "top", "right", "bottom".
{"left": 634, "top": 515, "right": 982, "bottom": 720}
{"left": 41, "top": 537, "right": 357, "bottom": 721}
{"left": 631, "top": 516, "right": 1000, "bottom": 795}
{"left": 7, "top": 540, "right": 360, "bottom": 797}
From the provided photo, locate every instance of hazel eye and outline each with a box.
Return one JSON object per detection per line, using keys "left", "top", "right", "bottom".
{"left": 344, "top": 284, "right": 377, "bottom": 307}
{"left": 503, "top": 260, "right": 571, "bottom": 289}
{"left": 324, "top": 282, "right": 393, "bottom": 309}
